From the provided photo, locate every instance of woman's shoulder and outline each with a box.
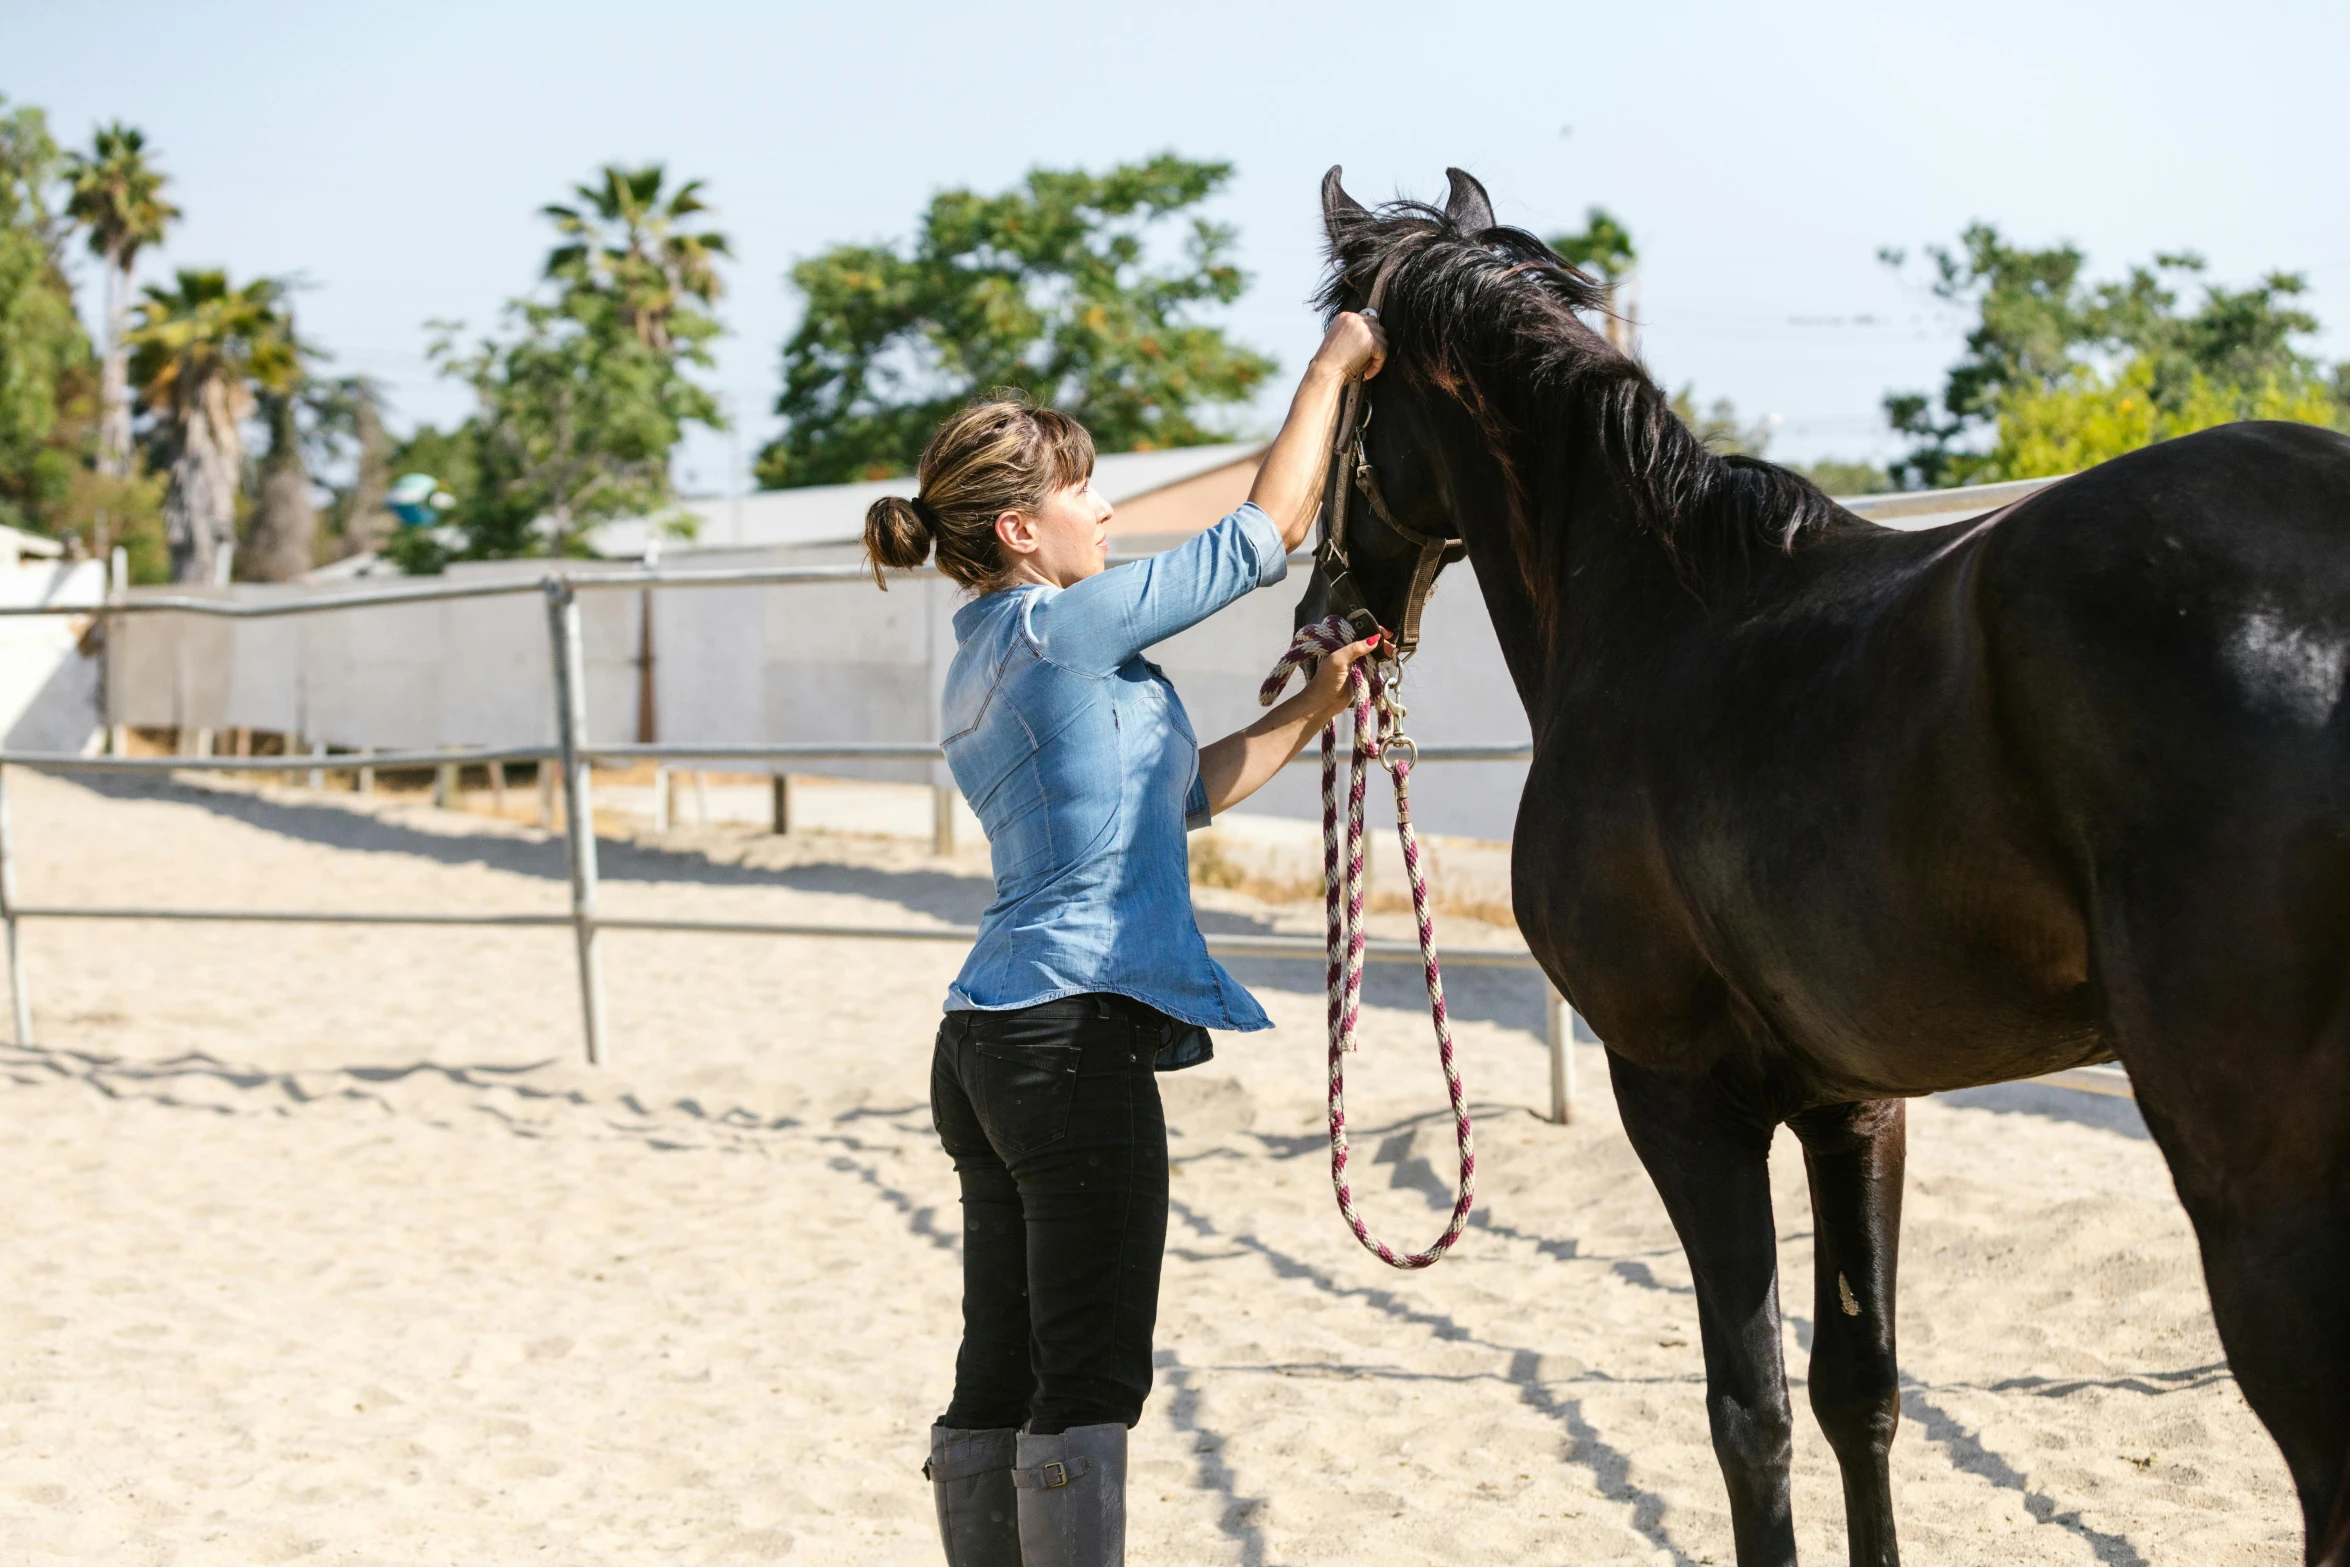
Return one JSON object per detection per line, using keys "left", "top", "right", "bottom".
{"left": 946, "top": 586, "right": 1063, "bottom": 709}
{"left": 952, "top": 582, "right": 1051, "bottom": 642}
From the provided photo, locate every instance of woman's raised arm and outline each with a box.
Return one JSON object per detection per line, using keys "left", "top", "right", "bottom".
{"left": 1246, "top": 313, "right": 1387, "bottom": 551}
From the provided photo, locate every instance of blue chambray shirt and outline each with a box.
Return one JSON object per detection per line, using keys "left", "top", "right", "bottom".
{"left": 941, "top": 503, "right": 1289, "bottom": 1030}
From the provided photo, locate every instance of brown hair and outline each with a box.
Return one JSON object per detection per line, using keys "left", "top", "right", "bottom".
{"left": 863, "top": 396, "right": 1096, "bottom": 591}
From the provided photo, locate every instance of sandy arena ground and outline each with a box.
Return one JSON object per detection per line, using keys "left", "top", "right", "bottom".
{"left": 0, "top": 766, "right": 2299, "bottom": 1564}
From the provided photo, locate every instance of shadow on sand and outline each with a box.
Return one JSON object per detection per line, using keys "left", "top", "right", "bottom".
{"left": 60, "top": 771, "right": 1559, "bottom": 1036}
{"left": 56, "top": 774, "right": 2154, "bottom": 1138}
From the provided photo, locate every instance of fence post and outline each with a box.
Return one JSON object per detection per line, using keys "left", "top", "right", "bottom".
{"left": 932, "top": 784, "right": 955, "bottom": 856}
{"left": 308, "top": 739, "right": 326, "bottom": 792}
{"left": 0, "top": 765, "right": 30, "bottom": 1045}
{"left": 544, "top": 579, "right": 608, "bottom": 1066}
{"left": 770, "top": 774, "right": 790, "bottom": 835}
{"left": 1544, "top": 975, "right": 1574, "bottom": 1125}
{"left": 105, "top": 546, "right": 128, "bottom": 755}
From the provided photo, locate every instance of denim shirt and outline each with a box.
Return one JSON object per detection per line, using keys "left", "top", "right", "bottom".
{"left": 941, "top": 503, "right": 1289, "bottom": 1030}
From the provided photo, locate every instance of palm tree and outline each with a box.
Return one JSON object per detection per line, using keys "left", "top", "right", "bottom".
{"left": 64, "top": 124, "right": 178, "bottom": 480}
{"left": 246, "top": 383, "right": 318, "bottom": 582}
{"left": 541, "top": 164, "right": 729, "bottom": 351}
{"left": 127, "top": 269, "right": 296, "bottom": 582}
{"left": 336, "top": 377, "right": 394, "bottom": 558}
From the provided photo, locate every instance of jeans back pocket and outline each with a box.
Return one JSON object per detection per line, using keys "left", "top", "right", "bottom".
{"left": 971, "top": 1039, "right": 1084, "bottom": 1159}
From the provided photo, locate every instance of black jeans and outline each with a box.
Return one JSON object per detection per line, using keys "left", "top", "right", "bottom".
{"left": 931, "top": 995, "right": 1171, "bottom": 1436}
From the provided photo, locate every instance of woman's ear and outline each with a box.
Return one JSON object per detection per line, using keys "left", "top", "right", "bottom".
{"left": 995, "top": 509, "right": 1038, "bottom": 557}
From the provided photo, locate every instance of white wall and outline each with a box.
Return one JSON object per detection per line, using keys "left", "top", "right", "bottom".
{"left": 103, "top": 552, "right": 1537, "bottom": 836}
{"left": 0, "top": 559, "right": 106, "bottom": 753}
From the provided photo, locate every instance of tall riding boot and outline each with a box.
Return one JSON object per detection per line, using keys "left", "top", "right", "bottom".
{"left": 925, "top": 1425, "right": 1023, "bottom": 1566}
{"left": 1014, "top": 1422, "right": 1127, "bottom": 1566}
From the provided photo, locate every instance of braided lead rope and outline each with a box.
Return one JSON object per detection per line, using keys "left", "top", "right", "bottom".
{"left": 1259, "top": 617, "right": 1476, "bottom": 1269}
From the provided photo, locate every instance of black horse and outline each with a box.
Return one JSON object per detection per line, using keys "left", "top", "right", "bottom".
{"left": 1305, "top": 167, "right": 2350, "bottom": 1566}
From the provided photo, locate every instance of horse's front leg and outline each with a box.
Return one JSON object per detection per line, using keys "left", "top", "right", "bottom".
{"left": 1788, "top": 1099, "right": 1906, "bottom": 1567}
{"left": 1610, "top": 1050, "right": 1797, "bottom": 1566}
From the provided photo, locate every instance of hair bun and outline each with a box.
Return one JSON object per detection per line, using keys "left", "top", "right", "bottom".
{"left": 862, "top": 493, "right": 936, "bottom": 586}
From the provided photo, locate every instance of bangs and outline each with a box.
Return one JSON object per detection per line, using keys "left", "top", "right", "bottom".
{"left": 1027, "top": 407, "right": 1096, "bottom": 493}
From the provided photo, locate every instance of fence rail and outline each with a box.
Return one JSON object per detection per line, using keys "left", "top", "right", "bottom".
{"left": 0, "top": 738, "right": 1538, "bottom": 772}
{"left": 0, "top": 547, "right": 2131, "bottom": 1120}
{"left": 0, "top": 546, "right": 1266, "bottom": 621}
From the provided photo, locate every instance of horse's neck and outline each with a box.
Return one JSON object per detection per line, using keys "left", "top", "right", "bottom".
{"left": 1450, "top": 425, "right": 1705, "bottom": 736}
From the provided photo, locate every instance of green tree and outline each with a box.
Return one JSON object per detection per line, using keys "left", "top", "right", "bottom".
{"left": 127, "top": 269, "right": 300, "bottom": 582}
{"left": 1549, "top": 206, "right": 1637, "bottom": 284}
{"left": 388, "top": 167, "right": 728, "bottom": 572}
{"left": 1882, "top": 224, "right": 2343, "bottom": 485}
{"left": 0, "top": 96, "right": 95, "bottom": 539}
{"left": 1670, "top": 384, "right": 1890, "bottom": 495}
{"left": 757, "top": 154, "right": 1274, "bottom": 488}
{"left": 423, "top": 298, "right": 710, "bottom": 562}
{"left": 1981, "top": 356, "right": 2336, "bottom": 480}
{"left": 542, "top": 164, "right": 729, "bottom": 353}
{"left": 1668, "top": 384, "right": 1772, "bottom": 456}
{"left": 1549, "top": 207, "right": 1639, "bottom": 353}
{"left": 1789, "top": 458, "right": 1891, "bottom": 496}
{"left": 63, "top": 123, "right": 177, "bottom": 482}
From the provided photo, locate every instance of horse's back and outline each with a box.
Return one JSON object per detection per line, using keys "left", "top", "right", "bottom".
{"left": 1979, "top": 419, "right": 2350, "bottom": 803}
{"left": 1989, "top": 419, "right": 2350, "bottom": 587}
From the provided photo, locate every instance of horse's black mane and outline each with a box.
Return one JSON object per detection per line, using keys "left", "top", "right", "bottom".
{"left": 1316, "top": 199, "right": 1847, "bottom": 598}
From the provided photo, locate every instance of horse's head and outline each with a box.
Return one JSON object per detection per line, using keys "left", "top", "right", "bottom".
{"left": 1295, "top": 167, "right": 1628, "bottom": 650}
{"left": 1290, "top": 168, "right": 1500, "bottom": 650}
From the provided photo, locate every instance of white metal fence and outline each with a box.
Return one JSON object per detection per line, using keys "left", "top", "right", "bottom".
{"left": 0, "top": 563, "right": 1593, "bottom": 1119}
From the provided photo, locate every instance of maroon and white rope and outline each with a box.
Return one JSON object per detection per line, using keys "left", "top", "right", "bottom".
{"left": 1260, "top": 616, "right": 1476, "bottom": 1269}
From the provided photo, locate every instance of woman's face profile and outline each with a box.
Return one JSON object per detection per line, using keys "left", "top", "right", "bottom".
{"left": 999, "top": 475, "right": 1112, "bottom": 588}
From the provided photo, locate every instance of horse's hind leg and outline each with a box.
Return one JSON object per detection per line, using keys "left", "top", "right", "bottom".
{"left": 1788, "top": 1099, "right": 1906, "bottom": 1567}
{"left": 1610, "top": 1050, "right": 1797, "bottom": 1567}
{"left": 2192, "top": 1183, "right": 2350, "bottom": 1562}
{"left": 2125, "top": 1041, "right": 2350, "bottom": 1558}
{"left": 2094, "top": 858, "right": 2350, "bottom": 1560}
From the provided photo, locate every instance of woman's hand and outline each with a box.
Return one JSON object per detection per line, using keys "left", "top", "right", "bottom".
{"left": 1196, "top": 631, "right": 1387, "bottom": 817}
{"left": 1310, "top": 312, "right": 1388, "bottom": 384}
{"left": 1302, "top": 633, "right": 1384, "bottom": 725}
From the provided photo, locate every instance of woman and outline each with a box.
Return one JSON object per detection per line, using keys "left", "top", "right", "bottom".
{"left": 866, "top": 311, "right": 1385, "bottom": 1567}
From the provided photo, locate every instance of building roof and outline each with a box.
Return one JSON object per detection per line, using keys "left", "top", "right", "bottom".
{"left": 590, "top": 440, "right": 1268, "bottom": 559}
{"left": 0, "top": 522, "right": 65, "bottom": 564}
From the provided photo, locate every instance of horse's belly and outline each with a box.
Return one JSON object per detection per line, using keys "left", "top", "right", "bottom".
{"left": 1771, "top": 974, "right": 2112, "bottom": 1100}
{"left": 1530, "top": 846, "right": 2111, "bottom": 1101}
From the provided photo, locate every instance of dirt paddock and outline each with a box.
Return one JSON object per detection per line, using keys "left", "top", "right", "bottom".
{"left": 0, "top": 766, "right": 2296, "bottom": 1563}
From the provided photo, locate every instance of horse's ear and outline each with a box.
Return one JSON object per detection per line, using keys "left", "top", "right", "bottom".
{"left": 1321, "top": 166, "right": 1370, "bottom": 234}
{"left": 1443, "top": 167, "right": 1496, "bottom": 233}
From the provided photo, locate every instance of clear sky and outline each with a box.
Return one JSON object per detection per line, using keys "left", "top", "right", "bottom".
{"left": 9, "top": 0, "right": 2346, "bottom": 492}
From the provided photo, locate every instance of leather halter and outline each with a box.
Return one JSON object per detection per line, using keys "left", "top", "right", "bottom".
{"left": 1312, "top": 247, "right": 1465, "bottom": 655}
